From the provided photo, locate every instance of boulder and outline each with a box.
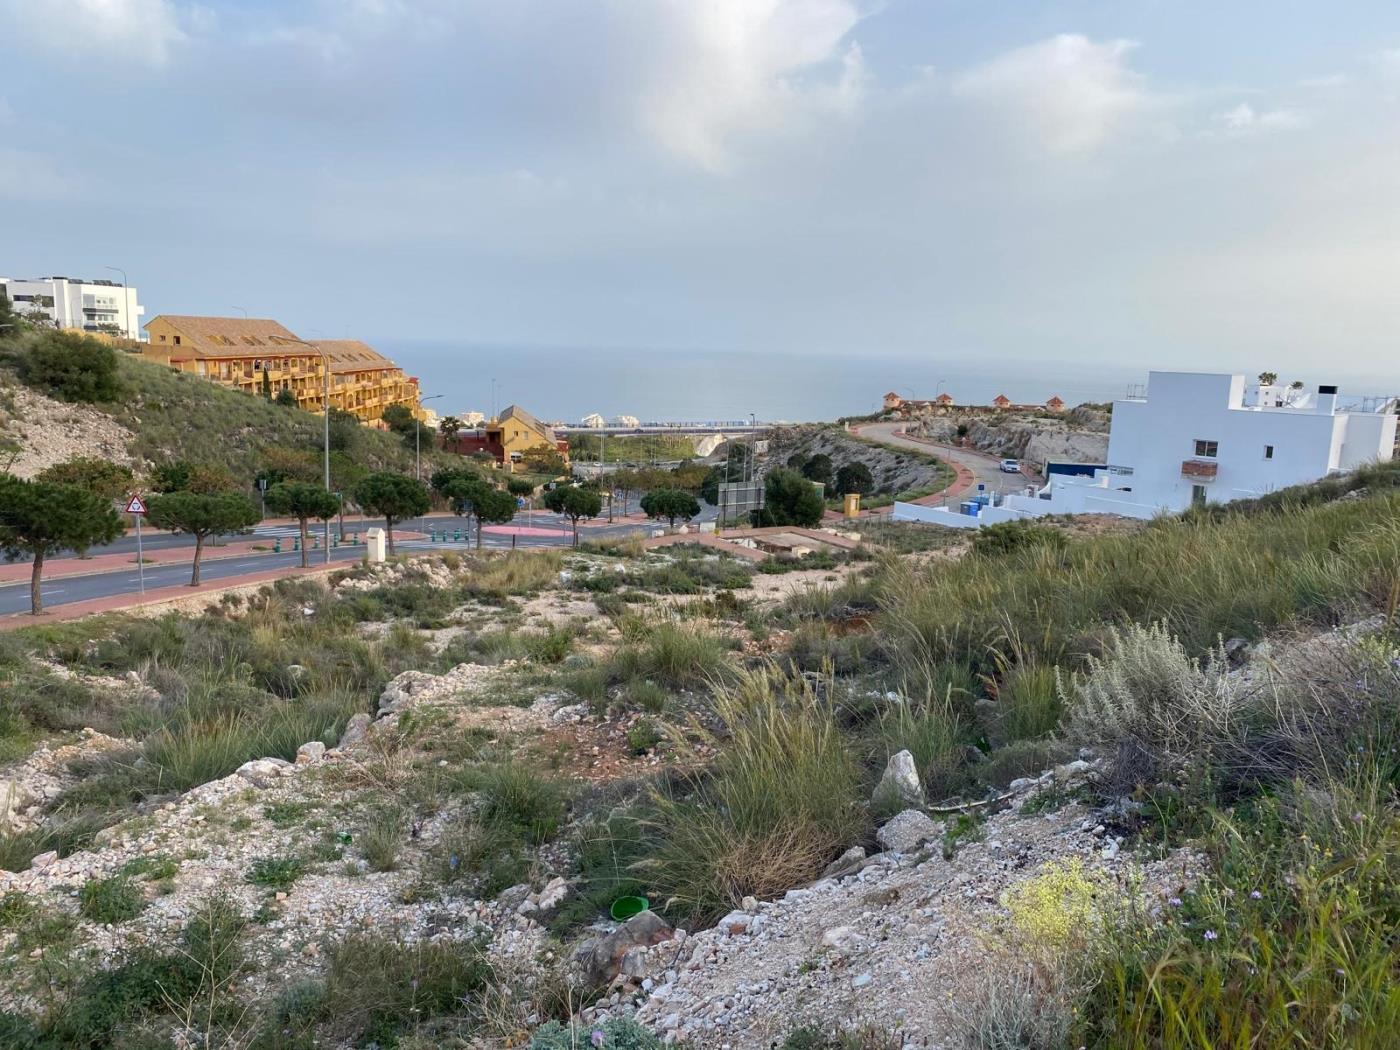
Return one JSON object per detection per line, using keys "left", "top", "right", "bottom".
{"left": 376, "top": 670, "right": 441, "bottom": 716}
{"left": 235, "top": 758, "right": 293, "bottom": 788}
{"left": 584, "top": 910, "right": 674, "bottom": 985}
{"left": 875, "top": 809, "right": 939, "bottom": 853}
{"left": 873, "top": 750, "right": 923, "bottom": 809}
{"left": 337, "top": 713, "right": 371, "bottom": 750}
{"left": 820, "top": 846, "right": 869, "bottom": 880}
{"left": 29, "top": 850, "right": 59, "bottom": 870}
{"left": 295, "top": 741, "right": 326, "bottom": 765}
{"left": 535, "top": 876, "right": 570, "bottom": 911}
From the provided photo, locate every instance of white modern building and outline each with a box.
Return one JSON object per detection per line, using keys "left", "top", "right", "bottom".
{"left": 581, "top": 412, "right": 606, "bottom": 428}
{"left": 895, "top": 371, "right": 1398, "bottom": 528}
{"left": 614, "top": 414, "right": 641, "bottom": 428}
{"left": 0, "top": 275, "right": 145, "bottom": 340}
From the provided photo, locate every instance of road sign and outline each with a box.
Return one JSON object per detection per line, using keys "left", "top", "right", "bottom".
{"left": 124, "top": 494, "right": 148, "bottom": 594}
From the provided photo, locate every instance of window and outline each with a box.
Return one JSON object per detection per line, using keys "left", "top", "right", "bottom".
{"left": 1193, "top": 439, "right": 1218, "bottom": 458}
{"left": 1191, "top": 485, "right": 1208, "bottom": 507}
{"left": 173, "top": 335, "right": 181, "bottom": 345}
{"left": 1264, "top": 445, "right": 1274, "bottom": 460}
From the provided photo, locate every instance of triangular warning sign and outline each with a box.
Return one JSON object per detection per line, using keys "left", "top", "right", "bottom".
{"left": 125, "top": 494, "right": 148, "bottom": 515}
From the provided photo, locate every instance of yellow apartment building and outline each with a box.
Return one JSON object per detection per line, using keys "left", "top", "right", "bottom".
{"left": 142, "top": 316, "right": 421, "bottom": 425}
{"left": 312, "top": 340, "right": 422, "bottom": 426}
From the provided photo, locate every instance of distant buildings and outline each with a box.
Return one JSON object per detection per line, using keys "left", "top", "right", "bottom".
{"left": 141, "top": 315, "right": 421, "bottom": 426}
{"left": 895, "top": 371, "right": 1398, "bottom": 528}
{"left": 881, "top": 391, "right": 1063, "bottom": 415}
{"left": 614, "top": 414, "right": 641, "bottom": 428}
{"left": 0, "top": 275, "right": 144, "bottom": 340}
{"left": 449, "top": 404, "right": 570, "bottom": 473}
{"left": 581, "top": 413, "right": 606, "bottom": 428}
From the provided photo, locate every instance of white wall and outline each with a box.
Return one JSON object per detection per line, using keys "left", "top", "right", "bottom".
{"left": 0, "top": 276, "right": 145, "bottom": 339}
{"left": 1104, "top": 371, "right": 1391, "bottom": 514}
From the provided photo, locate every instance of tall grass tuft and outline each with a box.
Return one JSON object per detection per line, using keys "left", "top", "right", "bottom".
{"left": 642, "top": 666, "right": 868, "bottom": 922}
{"left": 878, "top": 493, "right": 1400, "bottom": 678}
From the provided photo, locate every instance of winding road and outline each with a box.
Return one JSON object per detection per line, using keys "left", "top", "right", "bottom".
{"left": 853, "top": 421, "right": 1039, "bottom": 500}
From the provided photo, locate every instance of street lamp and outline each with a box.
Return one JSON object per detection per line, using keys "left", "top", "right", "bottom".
{"left": 280, "top": 336, "right": 335, "bottom": 564}
{"left": 417, "top": 394, "right": 445, "bottom": 482}
{"left": 104, "top": 266, "right": 131, "bottom": 339}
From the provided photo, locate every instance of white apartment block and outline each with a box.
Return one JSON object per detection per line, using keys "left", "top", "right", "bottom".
{"left": 0, "top": 275, "right": 145, "bottom": 340}
{"left": 896, "top": 371, "right": 1398, "bottom": 528}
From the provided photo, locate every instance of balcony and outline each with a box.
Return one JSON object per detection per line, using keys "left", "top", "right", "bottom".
{"left": 1181, "top": 459, "right": 1219, "bottom": 481}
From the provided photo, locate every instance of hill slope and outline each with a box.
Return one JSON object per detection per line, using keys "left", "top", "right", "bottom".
{"left": 0, "top": 346, "right": 455, "bottom": 489}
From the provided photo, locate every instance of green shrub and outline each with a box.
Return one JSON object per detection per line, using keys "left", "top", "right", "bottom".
{"left": 43, "top": 896, "right": 244, "bottom": 1048}
{"left": 971, "top": 519, "right": 1067, "bottom": 559}
{"left": 1087, "top": 779, "right": 1400, "bottom": 1049}
{"left": 306, "top": 934, "right": 492, "bottom": 1046}
{"left": 247, "top": 856, "right": 304, "bottom": 891}
{"left": 17, "top": 330, "right": 121, "bottom": 403}
{"left": 626, "top": 719, "right": 663, "bottom": 754}
{"left": 529, "top": 1017, "right": 662, "bottom": 1049}
{"left": 78, "top": 876, "right": 145, "bottom": 924}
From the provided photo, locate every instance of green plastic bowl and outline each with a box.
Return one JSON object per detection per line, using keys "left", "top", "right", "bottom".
{"left": 610, "top": 895, "right": 650, "bottom": 922}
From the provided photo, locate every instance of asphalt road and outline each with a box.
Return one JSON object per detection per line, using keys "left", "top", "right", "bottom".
{"left": 0, "top": 514, "right": 661, "bottom": 617}
{"left": 855, "top": 421, "right": 1039, "bottom": 498}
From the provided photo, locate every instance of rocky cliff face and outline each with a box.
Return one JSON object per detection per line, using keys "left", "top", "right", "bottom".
{"left": 0, "top": 377, "right": 137, "bottom": 478}
{"left": 912, "top": 409, "right": 1108, "bottom": 471}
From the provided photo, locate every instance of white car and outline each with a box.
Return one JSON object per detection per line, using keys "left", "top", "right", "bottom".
{"left": 999, "top": 458, "right": 1021, "bottom": 473}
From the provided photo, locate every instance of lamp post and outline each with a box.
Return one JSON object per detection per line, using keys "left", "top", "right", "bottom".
{"left": 281, "top": 336, "right": 334, "bottom": 563}
{"left": 104, "top": 266, "right": 131, "bottom": 339}
{"left": 416, "top": 394, "right": 445, "bottom": 482}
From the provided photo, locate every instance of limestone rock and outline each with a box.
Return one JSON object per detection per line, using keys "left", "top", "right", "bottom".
{"left": 820, "top": 846, "right": 868, "bottom": 880}
{"left": 235, "top": 758, "right": 293, "bottom": 788}
{"left": 337, "top": 713, "right": 371, "bottom": 750}
{"left": 875, "top": 809, "right": 938, "bottom": 853}
{"left": 295, "top": 741, "right": 326, "bottom": 765}
{"left": 873, "top": 750, "right": 923, "bottom": 809}
{"left": 584, "top": 910, "right": 674, "bottom": 985}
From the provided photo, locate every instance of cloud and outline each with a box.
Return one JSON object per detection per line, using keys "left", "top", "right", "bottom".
{"left": 0, "top": 149, "right": 84, "bottom": 201}
{"left": 0, "top": 0, "right": 191, "bottom": 67}
{"left": 953, "top": 34, "right": 1147, "bottom": 153}
{"left": 1215, "top": 102, "right": 1306, "bottom": 135}
{"left": 620, "top": 0, "right": 866, "bottom": 171}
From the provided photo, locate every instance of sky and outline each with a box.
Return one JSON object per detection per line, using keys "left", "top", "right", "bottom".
{"left": 2, "top": 0, "right": 1399, "bottom": 385}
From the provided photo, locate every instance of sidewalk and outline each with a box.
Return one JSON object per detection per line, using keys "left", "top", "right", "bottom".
{"left": 0, "top": 562, "right": 343, "bottom": 630}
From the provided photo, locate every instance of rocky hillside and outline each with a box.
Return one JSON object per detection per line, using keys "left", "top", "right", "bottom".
{"left": 2, "top": 464, "right": 1398, "bottom": 1048}
{"left": 0, "top": 341, "right": 452, "bottom": 488}
{"left": 911, "top": 406, "right": 1109, "bottom": 471}
{"left": 0, "top": 379, "right": 136, "bottom": 478}
{"left": 769, "top": 424, "right": 952, "bottom": 500}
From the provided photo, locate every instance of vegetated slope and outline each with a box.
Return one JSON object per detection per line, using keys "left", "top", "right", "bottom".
{"left": 1, "top": 464, "right": 1399, "bottom": 1047}
{"left": 0, "top": 348, "right": 454, "bottom": 488}
{"left": 769, "top": 423, "right": 953, "bottom": 503}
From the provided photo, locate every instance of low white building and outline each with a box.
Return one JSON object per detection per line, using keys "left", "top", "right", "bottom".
{"left": 614, "top": 414, "right": 641, "bottom": 428}
{"left": 0, "top": 275, "right": 145, "bottom": 340}
{"left": 581, "top": 412, "right": 606, "bottom": 428}
{"left": 896, "top": 371, "right": 1397, "bottom": 527}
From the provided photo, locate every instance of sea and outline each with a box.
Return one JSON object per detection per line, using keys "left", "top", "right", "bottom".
{"left": 377, "top": 341, "right": 1400, "bottom": 425}
{"left": 377, "top": 342, "right": 1150, "bottom": 424}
